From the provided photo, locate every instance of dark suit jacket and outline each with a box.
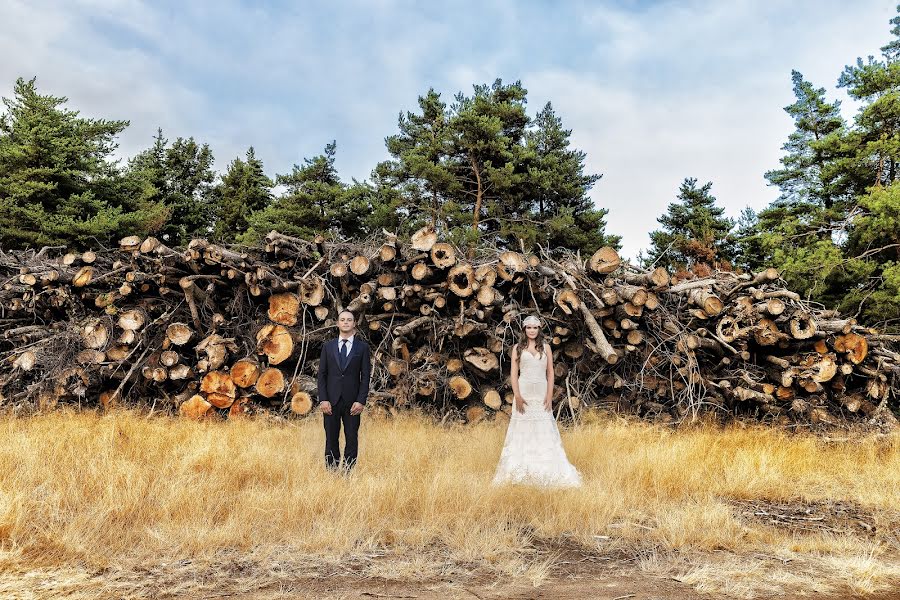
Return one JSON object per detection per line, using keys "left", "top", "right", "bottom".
{"left": 317, "top": 337, "right": 371, "bottom": 407}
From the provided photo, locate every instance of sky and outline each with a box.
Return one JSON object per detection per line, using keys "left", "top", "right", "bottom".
{"left": 0, "top": 0, "right": 894, "bottom": 258}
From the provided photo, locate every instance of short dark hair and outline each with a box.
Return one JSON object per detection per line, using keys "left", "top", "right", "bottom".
{"left": 337, "top": 309, "right": 356, "bottom": 321}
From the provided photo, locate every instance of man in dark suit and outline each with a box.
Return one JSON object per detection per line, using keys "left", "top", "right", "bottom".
{"left": 317, "top": 309, "right": 371, "bottom": 471}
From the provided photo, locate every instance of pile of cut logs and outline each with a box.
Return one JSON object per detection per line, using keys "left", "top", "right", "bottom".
{"left": 0, "top": 228, "right": 897, "bottom": 427}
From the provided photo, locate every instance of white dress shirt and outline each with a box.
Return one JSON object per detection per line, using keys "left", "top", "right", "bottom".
{"left": 338, "top": 334, "right": 355, "bottom": 357}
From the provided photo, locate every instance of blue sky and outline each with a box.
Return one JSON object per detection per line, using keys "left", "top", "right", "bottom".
{"left": 0, "top": 0, "right": 894, "bottom": 257}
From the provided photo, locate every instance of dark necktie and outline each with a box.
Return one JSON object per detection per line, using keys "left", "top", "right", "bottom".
{"left": 340, "top": 339, "right": 349, "bottom": 368}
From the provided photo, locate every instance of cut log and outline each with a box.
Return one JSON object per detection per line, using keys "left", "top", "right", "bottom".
{"left": 350, "top": 255, "right": 370, "bottom": 276}
{"left": 379, "top": 243, "right": 397, "bottom": 262}
{"left": 207, "top": 392, "right": 235, "bottom": 409}
{"left": 476, "top": 285, "right": 498, "bottom": 307}
{"left": 256, "top": 324, "right": 293, "bottom": 365}
{"left": 789, "top": 313, "right": 817, "bottom": 340}
{"left": 448, "top": 375, "right": 472, "bottom": 399}
{"left": 688, "top": 288, "right": 724, "bottom": 316}
{"left": 466, "top": 405, "right": 486, "bottom": 424}
{"left": 73, "top": 266, "right": 95, "bottom": 287}
{"left": 196, "top": 334, "right": 237, "bottom": 371}
{"left": 255, "top": 367, "right": 286, "bottom": 398}
{"left": 160, "top": 350, "right": 180, "bottom": 367}
{"left": 624, "top": 267, "right": 669, "bottom": 288}
{"left": 119, "top": 235, "right": 141, "bottom": 251}
{"left": 588, "top": 246, "right": 621, "bottom": 274}
{"left": 411, "top": 226, "right": 437, "bottom": 252}
{"left": 464, "top": 347, "right": 499, "bottom": 372}
{"left": 82, "top": 320, "right": 110, "bottom": 350}
{"left": 169, "top": 364, "right": 192, "bottom": 380}
{"left": 298, "top": 276, "right": 325, "bottom": 306}
{"left": 290, "top": 391, "right": 313, "bottom": 415}
{"left": 497, "top": 252, "right": 527, "bottom": 281}
{"left": 76, "top": 349, "right": 105, "bottom": 365}
{"left": 447, "top": 264, "right": 475, "bottom": 297}
{"left": 447, "top": 357, "right": 464, "bottom": 373}
{"left": 834, "top": 333, "right": 868, "bottom": 364}
{"left": 754, "top": 319, "right": 786, "bottom": 346}
{"left": 231, "top": 358, "right": 261, "bottom": 388}
{"left": 201, "top": 370, "right": 237, "bottom": 402}
{"left": 268, "top": 292, "right": 300, "bottom": 326}
{"left": 179, "top": 395, "right": 212, "bottom": 419}
{"left": 431, "top": 243, "right": 457, "bottom": 269}
{"left": 116, "top": 309, "right": 146, "bottom": 332}
{"left": 475, "top": 264, "right": 498, "bottom": 287}
{"left": 166, "top": 323, "right": 193, "bottom": 346}
{"left": 482, "top": 388, "right": 502, "bottom": 410}
{"left": 411, "top": 263, "right": 433, "bottom": 281}
{"left": 330, "top": 262, "right": 348, "bottom": 278}
{"left": 617, "top": 284, "right": 648, "bottom": 307}
{"left": 12, "top": 351, "right": 35, "bottom": 371}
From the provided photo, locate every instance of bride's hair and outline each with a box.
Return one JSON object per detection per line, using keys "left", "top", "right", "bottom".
{"left": 515, "top": 325, "right": 546, "bottom": 359}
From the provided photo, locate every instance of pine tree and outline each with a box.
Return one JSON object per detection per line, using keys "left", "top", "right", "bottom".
{"left": 764, "top": 70, "right": 847, "bottom": 209}
{"left": 213, "top": 147, "right": 273, "bottom": 242}
{"left": 375, "top": 89, "right": 457, "bottom": 235}
{"left": 447, "top": 79, "right": 530, "bottom": 247}
{"left": 0, "top": 77, "right": 165, "bottom": 248}
{"left": 243, "top": 142, "right": 367, "bottom": 242}
{"left": 645, "top": 178, "right": 734, "bottom": 272}
{"left": 525, "top": 102, "right": 619, "bottom": 253}
{"left": 128, "top": 130, "right": 217, "bottom": 245}
{"left": 838, "top": 6, "right": 900, "bottom": 190}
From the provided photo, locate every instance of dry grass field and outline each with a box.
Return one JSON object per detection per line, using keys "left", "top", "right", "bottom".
{"left": 0, "top": 409, "right": 898, "bottom": 599}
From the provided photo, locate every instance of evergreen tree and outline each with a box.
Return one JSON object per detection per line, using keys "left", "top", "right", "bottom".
{"left": 375, "top": 89, "right": 457, "bottom": 235}
{"left": 0, "top": 77, "right": 165, "bottom": 248}
{"left": 243, "top": 142, "right": 367, "bottom": 242}
{"left": 525, "top": 102, "right": 619, "bottom": 253}
{"left": 645, "top": 178, "right": 734, "bottom": 272}
{"left": 376, "top": 83, "right": 619, "bottom": 253}
{"left": 838, "top": 6, "right": 900, "bottom": 190}
{"left": 213, "top": 147, "right": 272, "bottom": 242}
{"left": 447, "top": 79, "right": 530, "bottom": 247}
{"left": 764, "top": 70, "right": 847, "bottom": 209}
{"left": 128, "top": 130, "right": 217, "bottom": 244}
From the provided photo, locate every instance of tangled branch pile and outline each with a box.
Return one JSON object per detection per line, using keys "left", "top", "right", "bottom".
{"left": 1, "top": 229, "right": 897, "bottom": 427}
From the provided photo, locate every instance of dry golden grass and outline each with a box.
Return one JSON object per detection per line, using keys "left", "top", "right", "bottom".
{"left": 0, "top": 409, "right": 898, "bottom": 598}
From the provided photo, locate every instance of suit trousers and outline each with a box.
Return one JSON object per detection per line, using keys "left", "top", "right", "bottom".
{"left": 323, "top": 398, "right": 361, "bottom": 470}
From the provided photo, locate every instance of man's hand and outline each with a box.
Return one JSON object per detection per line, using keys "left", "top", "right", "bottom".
{"left": 350, "top": 402, "right": 365, "bottom": 416}
{"left": 514, "top": 394, "right": 525, "bottom": 414}
{"left": 319, "top": 401, "right": 333, "bottom": 415}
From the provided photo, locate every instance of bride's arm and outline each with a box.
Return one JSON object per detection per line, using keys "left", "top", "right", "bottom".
{"left": 544, "top": 344, "right": 554, "bottom": 411}
{"left": 510, "top": 345, "right": 524, "bottom": 413}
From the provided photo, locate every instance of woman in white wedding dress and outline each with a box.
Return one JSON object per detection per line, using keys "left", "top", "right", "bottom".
{"left": 492, "top": 315, "right": 582, "bottom": 487}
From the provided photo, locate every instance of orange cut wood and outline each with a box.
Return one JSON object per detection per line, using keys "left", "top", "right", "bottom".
{"left": 256, "top": 324, "right": 293, "bottom": 365}
{"left": 290, "top": 391, "right": 313, "bottom": 415}
{"left": 200, "top": 371, "right": 236, "bottom": 400}
{"left": 256, "top": 367, "right": 285, "bottom": 398}
{"left": 179, "top": 395, "right": 212, "bottom": 419}
{"left": 268, "top": 292, "right": 300, "bottom": 326}
{"left": 231, "top": 358, "right": 261, "bottom": 388}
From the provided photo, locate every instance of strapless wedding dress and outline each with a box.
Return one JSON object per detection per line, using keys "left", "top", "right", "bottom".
{"left": 492, "top": 350, "right": 582, "bottom": 487}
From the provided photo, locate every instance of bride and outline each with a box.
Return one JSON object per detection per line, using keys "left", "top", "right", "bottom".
{"left": 492, "top": 315, "right": 582, "bottom": 487}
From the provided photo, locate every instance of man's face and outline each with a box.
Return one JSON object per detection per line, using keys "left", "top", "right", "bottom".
{"left": 338, "top": 312, "right": 356, "bottom": 335}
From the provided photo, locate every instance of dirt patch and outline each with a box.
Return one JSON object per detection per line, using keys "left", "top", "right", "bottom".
{"left": 3, "top": 541, "right": 898, "bottom": 600}
{"left": 728, "top": 498, "right": 900, "bottom": 539}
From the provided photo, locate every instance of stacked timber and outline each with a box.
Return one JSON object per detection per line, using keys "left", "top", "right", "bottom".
{"left": 0, "top": 228, "right": 897, "bottom": 428}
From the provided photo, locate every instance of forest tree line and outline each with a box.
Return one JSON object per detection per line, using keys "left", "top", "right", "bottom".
{"left": 1, "top": 9, "right": 899, "bottom": 327}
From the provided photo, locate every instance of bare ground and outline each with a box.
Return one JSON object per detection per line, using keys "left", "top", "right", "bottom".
{"left": 5, "top": 546, "right": 899, "bottom": 600}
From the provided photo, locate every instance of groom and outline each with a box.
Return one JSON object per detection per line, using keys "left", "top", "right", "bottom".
{"left": 317, "top": 309, "right": 371, "bottom": 471}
